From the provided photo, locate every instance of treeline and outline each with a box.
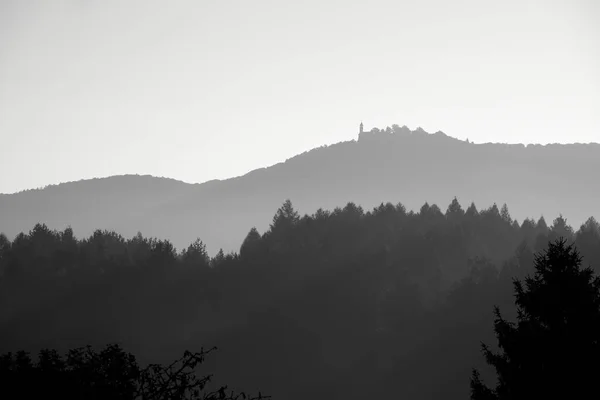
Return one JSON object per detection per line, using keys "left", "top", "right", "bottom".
{"left": 1, "top": 198, "right": 599, "bottom": 399}
{"left": 2, "top": 198, "right": 598, "bottom": 281}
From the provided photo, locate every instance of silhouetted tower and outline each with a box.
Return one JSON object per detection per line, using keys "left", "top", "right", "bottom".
{"left": 359, "top": 121, "right": 364, "bottom": 134}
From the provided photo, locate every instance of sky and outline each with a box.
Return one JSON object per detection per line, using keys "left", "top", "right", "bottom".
{"left": 1, "top": 0, "right": 599, "bottom": 194}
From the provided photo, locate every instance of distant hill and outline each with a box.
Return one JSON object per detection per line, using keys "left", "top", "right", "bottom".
{"left": 1, "top": 125, "right": 599, "bottom": 255}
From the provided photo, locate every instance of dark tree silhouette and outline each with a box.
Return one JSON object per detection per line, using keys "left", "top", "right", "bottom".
{"left": 136, "top": 346, "right": 269, "bottom": 400}
{"left": 446, "top": 197, "right": 465, "bottom": 221}
{"left": 239, "top": 227, "right": 262, "bottom": 261}
{"left": 0, "top": 198, "right": 598, "bottom": 400}
{"left": 181, "top": 238, "right": 211, "bottom": 269}
{"left": 470, "top": 238, "right": 600, "bottom": 399}
{"left": 0, "top": 344, "right": 269, "bottom": 400}
{"left": 270, "top": 199, "right": 300, "bottom": 232}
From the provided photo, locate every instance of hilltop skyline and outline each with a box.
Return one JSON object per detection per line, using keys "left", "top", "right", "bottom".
{"left": 2, "top": 123, "right": 599, "bottom": 195}
{"left": 2, "top": 125, "right": 598, "bottom": 255}
{"left": 1, "top": 0, "right": 599, "bottom": 194}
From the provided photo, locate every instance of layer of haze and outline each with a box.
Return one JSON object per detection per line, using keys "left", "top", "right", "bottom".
{"left": 1, "top": 0, "right": 599, "bottom": 194}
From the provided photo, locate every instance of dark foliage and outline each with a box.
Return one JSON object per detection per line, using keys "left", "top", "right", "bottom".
{"left": 1, "top": 130, "right": 599, "bottom": 257}
{"left": 471, "top": 239, "right": 600, "bottom": 399}
{"left": 0, "top": 344, "right": 268, "bottom": 400}
{"left": 1, "top": 198, "right": 599, "bottom": 400}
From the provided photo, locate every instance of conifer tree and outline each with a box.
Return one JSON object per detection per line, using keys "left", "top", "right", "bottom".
{"left": 471, "top": 238, "right": 600, "bottom": 399}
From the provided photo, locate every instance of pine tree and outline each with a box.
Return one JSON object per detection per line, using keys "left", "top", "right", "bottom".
{"left": 549, "top": 214, "right": 574, "bottom": 243}
{"left": 446, "top": 197, "right": 465, "bottom": 219}
{"left": 239, "top": 227, "right": 262, "bottom": 260}
{"left": 181, "top": 238, "right": 210, "bottom": 268}
{"left": 471, "top": 238, "right": 600, "bottom": 399}
{"left": 465, "top": 202, "right": 479, "bottom": 218}
{"left": 500, "top": 204, "right": 512, "bottom": 224}
{"left": 270, "top": 199, "right": 300, "bottom": 232}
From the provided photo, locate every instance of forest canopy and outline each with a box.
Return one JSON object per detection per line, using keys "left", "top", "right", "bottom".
{"left": 1, "top": 198, "right": 599, "bottom": 400}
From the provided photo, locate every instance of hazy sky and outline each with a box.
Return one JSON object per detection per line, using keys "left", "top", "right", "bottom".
{"left": 1, "top": 0, "right": 599, "bottom": 194}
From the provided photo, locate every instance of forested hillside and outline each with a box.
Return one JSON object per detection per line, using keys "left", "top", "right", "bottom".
{"left": 1, "top": 198, "right": 599, "bottom": 399}
{"left": 1, "top": 125, "right": 599, "bottom": 255}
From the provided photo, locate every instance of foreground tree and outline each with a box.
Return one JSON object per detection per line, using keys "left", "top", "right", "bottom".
{"left": 0, "top": 344, "right": 269, "bottom": 400}
{"left": 471, "top": 238, "right": 600, "bottom": 399}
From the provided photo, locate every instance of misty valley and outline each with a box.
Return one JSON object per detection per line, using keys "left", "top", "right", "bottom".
{"left": 1, "top": 193, "right": 600, "bottom": 399}
{"left": 2, "top": 0, "right": 598, "bottom": 397}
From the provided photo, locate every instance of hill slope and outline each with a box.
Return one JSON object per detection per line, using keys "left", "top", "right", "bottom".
{"left": 1, "top": 125, "right": 598, "bottom": 254}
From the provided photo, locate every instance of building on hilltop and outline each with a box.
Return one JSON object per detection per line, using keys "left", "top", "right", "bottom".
{"left": 358, "top": 122, "right": 414, "bottom": 142}
{"left": 358, "top": 121, "right": 371, "bottom": 141}
{"left": 358, "top": 122, "right": 389, "bottom": 141}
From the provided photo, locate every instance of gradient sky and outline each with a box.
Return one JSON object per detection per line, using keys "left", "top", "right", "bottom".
{"left": 1, "top": 0, "right": 599, "bottom": 194}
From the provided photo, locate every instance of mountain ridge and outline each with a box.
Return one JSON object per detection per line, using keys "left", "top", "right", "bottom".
{"left": 1, "top": 125, "right": 598, "bottom": 255}
{"left": 4, "top": 126, "right": 598, "bottom": 197}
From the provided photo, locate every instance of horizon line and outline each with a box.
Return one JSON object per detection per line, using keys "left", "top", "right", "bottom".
{"left": 2, "top": 125, "right": 598, "bottom": 195}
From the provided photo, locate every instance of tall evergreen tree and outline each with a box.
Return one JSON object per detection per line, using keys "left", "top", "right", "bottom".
{"left": 471, "top": 239, "right": 600, "bottom": 399}
{"left": 548, "top": 214, "right": 574, "bottom": 243}
{"left": 500, "top": 204, "right": 512, "bottom": 224}
{"left": 270, "top": 199, "right": 300, "bottom": 232}
{"left": 239, "top": 227, "right": 262, "bottom": 260}
{"left": 446, "top": 197, "right": 465, "bottom": 220}
{"left": 181, "top": 238, "right": 210, "bottom": 268}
